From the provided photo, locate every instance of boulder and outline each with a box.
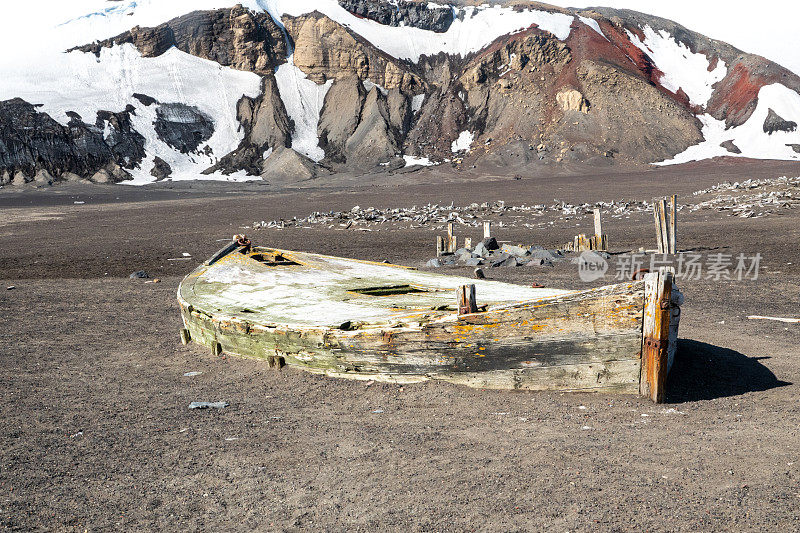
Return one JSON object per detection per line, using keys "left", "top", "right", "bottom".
{"left": 90, "top": 169, "right": 113, "bottom": 183}
{"left": 150, "top": 157, "right": 172, "bottom": 180}
{"left": 720, "top": 140, "right": 742, "bottom": 154}
{"left": 556, "top": 88, "right": 590, "bottom": 113}
{"left": 481, "top": 237, "right": 499, "bottom": 251}
{"left": 501, "top": 244, "right": 529, "bottom": 257}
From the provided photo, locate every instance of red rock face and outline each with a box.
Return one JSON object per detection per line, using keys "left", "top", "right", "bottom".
{"left": 707, "top": 63, "right": 768, "bottom": 126}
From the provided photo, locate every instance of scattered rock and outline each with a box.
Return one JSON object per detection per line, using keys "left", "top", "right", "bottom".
{"left": 474, "top": 268, "right": 485, "bottom": 279}
{"left": 556, "top": 88, "right": 590, "bottom": 113}
{"left": 500, "top": 244, "right": 529, "bottom": 257}
{"left": 763, "top": 108, "right": 797, "bottom": 135}
{"left": 720, "top": 140, "right": 742, "bottom": 154}
{"left": 150, "top": 156, "right": 172, "bottom": 180}
{"left": 481, "top": 237, "right": 499, "bottom": 251}
{"left": 129, "top": 270, "right": 149, "bottom": 279}
{"left": 188, "top": 401, "right": 229, "bottom": 409}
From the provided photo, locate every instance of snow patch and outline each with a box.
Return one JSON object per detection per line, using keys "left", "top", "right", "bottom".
{"left": 658, "top": 84, "right": 800, "bottom": 164}
{"left": 263, "top": 147, "right": 274, "bottom": 160}
{"left": 265, "top": 0, "right": 575, "bottom": 62}
{"left": 578, "top": 16, "right": 607, "bottom": 40}
{"left": 0, "top": 43, "right": 262, "bottom": 184}
{"left": 403, "top": 155, "right": 436, "bottom": 167}
{"left": 274, "top": 62, "right": 333, "bottom": 163}
{"left": 451, "top": 131, "right": 474, "bottom": 153}
{"left": 362, "top": 79, "right": 388, "bottom": 96}
{"left": 411, "top": 94, "right": 425, "bottom": 114}
{"left": 626, "top": 25, "right": 726, "bottom": 107}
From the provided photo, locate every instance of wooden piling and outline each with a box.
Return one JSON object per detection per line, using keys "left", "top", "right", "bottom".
{"left": 640, "top": 270, "right": 673, "bottom": 402}
{"left": 669, "top": 195, "right": 677, "bottom": 254}
{"left": 653, "top": 201, "right": 664, "bottom": 253}
{"left": 593, "top": 208, "right": 603, "bottom": 241}
{"left": 483, "top": 221, "right": 491, "bottom": 239}
{"left": 447, "top": 221, "right": 456, "bottom": 252}
{"left": 179, "top": 328, "right": 191, "bottom": 345}
{"left": 658, "top": 199, "right": 669, "bottom": 254}
{"left": 464, "top": 237, "right": 472, "bottom": 250}
{"left": 456, "top": 284, "right": 478, "bottom": 315}
{"left": 436, "top": 236, "right": 445, "bottom": 257}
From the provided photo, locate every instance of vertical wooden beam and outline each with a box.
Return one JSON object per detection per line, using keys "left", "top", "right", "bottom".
{"left": 653, "top": 201, "right": 664, "bottom": 253}
{"left": 456, "top": 284, "right": 478, "bottom": 315}
{"left": 640, "top": 270, "right": 673, "bottom": 402}
{"left": 179, "top": 328, "right": 191, "bottom": 345}
{"left": 658, "top": 199, "right": 669, "bottom": 254}
{"left": 669, "top": 195, "right": 678, "bottom": 254}
{"left": 483, "top": 221, "right": 491, "bottom": 239}
{"left": 436, "top": 236, "right": 445, "bottom": 257}
{"left": 447, "top": 221, "right": 456, "bottom": 252}
{"left": 593, "top": 208, "right": 603, "bottom": 241}
{"left": 464, "top": 237, "right": 472, "bottom": 250}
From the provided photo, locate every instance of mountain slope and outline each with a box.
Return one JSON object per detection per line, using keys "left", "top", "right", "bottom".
{"left": 1, "top": 0, "right": 799, "bottom": 186}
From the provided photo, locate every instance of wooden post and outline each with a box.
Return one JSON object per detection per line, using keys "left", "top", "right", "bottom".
{"left": 483, "top": 221, "right": 491, "bottom": 239}
{"left": 464, "top": 237, "right": 472, "bottom": 250}
{"left": 593, "top": 208, "right": 603, "bottom": 241}
{"left": 436, "top": 236, "right": 445, "bottom": 257}
{"left": 456, "top": 284, "right": 478, "bottom": 315}
{"left": 653, "top": 201, "right": 664, "bottom": 253}
{"left": 658, "top": 199, "right": 669, "bottom": 254}
{"left": 179, "top": 328, "right": 191, "bottom": 345}
{"left": 640, "top": 270, "right": 673, "bottom": 402}
{"left": 447, "top": 221, "right": 456, "bottom": 252}
{"left": 669, "top": 195, "right": 677, "bottom": 254}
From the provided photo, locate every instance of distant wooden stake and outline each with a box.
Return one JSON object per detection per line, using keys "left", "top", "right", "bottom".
{"left": 658, "top": 199, "right": 669, "bottom": 255}
{"left": 653, "top": 201, "right": 664, "bottom": 253}
{"left": 436, "top": 236, "right": 445, "bottom": 257}
{"left": 457, "top": 284, "right": 478, "bottom": 315}
{"left": 464, "top": 237, "right": 472, "bottom": 250}
{"left": 483, "top": 221, "right": 491, "bottom": 239}
{"left": 669, "top": 195, "right": 678, "bottom": 254}
{"left": 593, "top": 208, "right": 603, "bottom": 241}
{"left": 447, "top": 221, "right": 456, "bottom": 252}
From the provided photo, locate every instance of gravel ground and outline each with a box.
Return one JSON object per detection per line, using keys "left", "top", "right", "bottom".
{"left": 1, "top": 159, "right": 799, "bottom": 531}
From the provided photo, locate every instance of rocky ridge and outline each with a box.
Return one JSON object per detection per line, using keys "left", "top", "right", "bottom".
{"left": 3, "top": 1, "right": 800, "bottom": 186}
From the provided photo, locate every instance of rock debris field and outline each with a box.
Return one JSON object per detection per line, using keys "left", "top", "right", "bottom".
{"left": 249, "top": 176, "right": 800, "bottom": 234}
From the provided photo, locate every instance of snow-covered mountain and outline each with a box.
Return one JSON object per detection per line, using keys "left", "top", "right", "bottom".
{"left": 1, "top": 0, "right": 800, "bottom": 186}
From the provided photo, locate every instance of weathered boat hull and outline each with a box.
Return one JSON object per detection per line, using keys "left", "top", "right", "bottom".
{"left": 178, "top": 245, "right": 681, "bottom": 400}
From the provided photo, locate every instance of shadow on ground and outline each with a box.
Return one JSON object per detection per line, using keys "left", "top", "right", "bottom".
{"left": 666, "top": 339, "right": 791, "bottom": 403}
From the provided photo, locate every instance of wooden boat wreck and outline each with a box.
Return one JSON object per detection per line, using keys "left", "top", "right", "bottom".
{"left": 178, "top": 238, "right": 683, "bottom": 402}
